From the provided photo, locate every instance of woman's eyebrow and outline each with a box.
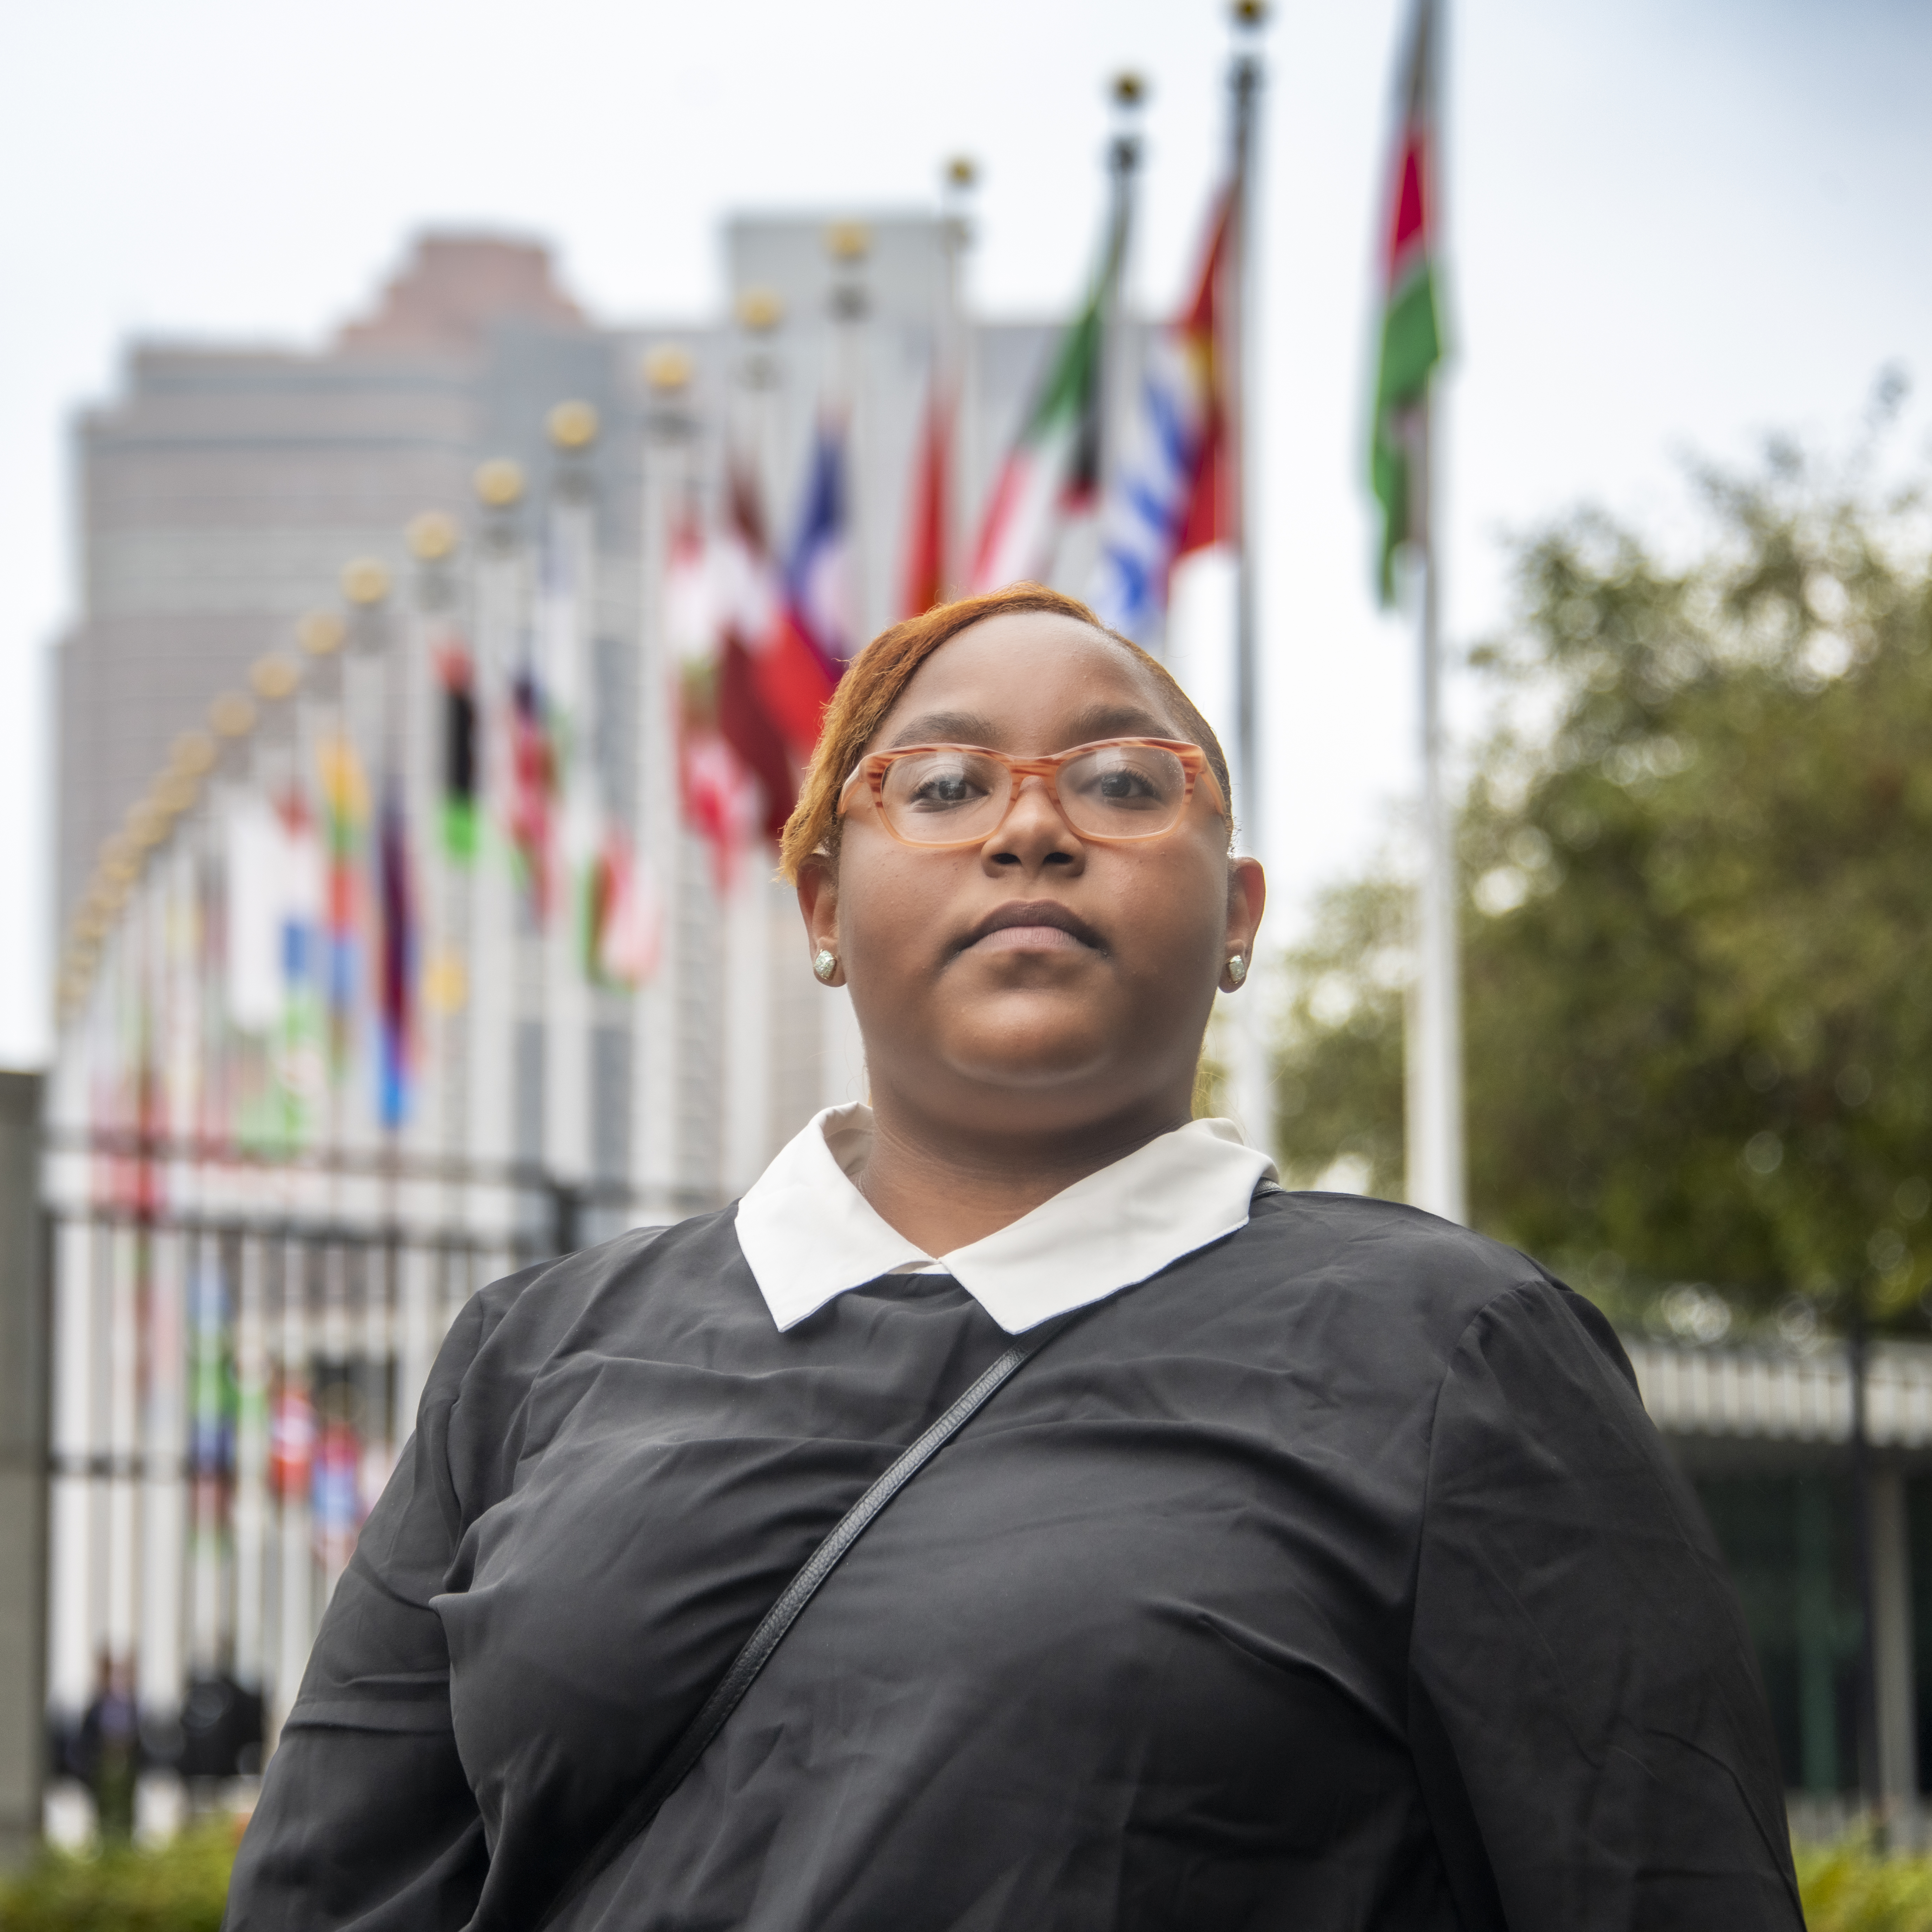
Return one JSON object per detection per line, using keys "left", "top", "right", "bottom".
{"left": 1066, "top": 703, "right": 1176, "bottom": 742}
{"left": 882, "top": 710, "right": 1000, "bottom": 748}
{"left": 882, "top": 704, "right": 1179, "bottom": 751}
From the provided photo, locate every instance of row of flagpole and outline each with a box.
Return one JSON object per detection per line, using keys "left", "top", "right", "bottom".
{"left": 35, "top": 0, "right": 1473, "bottom": 1759}
{"left": 54, "top": 0, "right": 1464, "bottom": 1218}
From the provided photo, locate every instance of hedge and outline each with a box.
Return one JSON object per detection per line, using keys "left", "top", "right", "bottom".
{"left": 0, "top": 1824, "right": 236, "bottom": 1932}
{"left": 10, "top": 1825, "right": 1932, "bottom": 1928}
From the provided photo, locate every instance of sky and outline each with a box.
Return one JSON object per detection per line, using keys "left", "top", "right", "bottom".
{"left": 5, "top": 0, "right": 1931, "bottom": 1067}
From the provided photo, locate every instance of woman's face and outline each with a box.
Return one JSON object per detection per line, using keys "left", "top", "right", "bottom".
{"left": 798, "top": 612, "right": 1265, "bottom": 1145}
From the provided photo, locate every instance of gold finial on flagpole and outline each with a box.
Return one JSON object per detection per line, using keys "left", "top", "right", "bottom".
{"left": 124, "top": 799, "right": 167, "bottom": 850}
{"left": 474, "top": 458, "right": 526, "bottom": 509}
{"left": 825, "top": 220, "right": 872, "bottom": 265}
{"left": 407, "top": 510, "right": 460, "bottom": 561}
{"left": 734, "top": 287, "right": 785, "bottom": 333}
{"left": 154, "top": 769, "right": 200, "bottom": 815}
{"left": 250, "top": 653, "right": 300, "bottom": 702}
{"left": 209, "top": 691, "right": 257, "bottom": 739}
{"left": 298, "top": 611, "right": 345, "bottom": 657}
{"left": 170, "top": 730, "right": 217, "bottom": 774}
{"left": 341, "top": 557, "right": 391, "bottom": 607}
{"left": 643, "top": 344, "right": 696, "bottom": 392}
{"left": 547, "top": 399, "right": 599, "bottom": 450}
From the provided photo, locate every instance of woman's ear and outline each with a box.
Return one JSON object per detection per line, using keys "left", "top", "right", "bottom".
{"left": 796, "top": 855, "right": 843, "bottom": 985}
{"left": 1221, "top": 857, "right": 1266, "bottom": 991}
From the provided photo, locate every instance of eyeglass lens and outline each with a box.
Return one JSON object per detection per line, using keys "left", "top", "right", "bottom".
{"left": 878, "top": 743, "right": 1190, "bottom": 843}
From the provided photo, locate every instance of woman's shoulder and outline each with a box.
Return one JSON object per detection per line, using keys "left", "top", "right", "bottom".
{"left": 1212, "top": 1185, "right": 1616, "bottom": 1375}
{"left": 451, "top": 1205, "right": 752, "bottom": 1381}
{"left": 1244, "top": 1184, "right": 1552, "bottom": 1295}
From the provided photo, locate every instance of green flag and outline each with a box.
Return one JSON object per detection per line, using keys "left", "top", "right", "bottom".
{"left": 1370, "top": 0, "right": 1444, "bottom": 605}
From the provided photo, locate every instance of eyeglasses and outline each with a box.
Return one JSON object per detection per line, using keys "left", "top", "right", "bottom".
{"left": 838, "top": 738, "right": 1225, "bottom": 850}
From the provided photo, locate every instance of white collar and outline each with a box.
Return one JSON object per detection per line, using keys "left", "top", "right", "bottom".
{"left": 734, "top": 1104, "right": 1277, "bottom": 1336}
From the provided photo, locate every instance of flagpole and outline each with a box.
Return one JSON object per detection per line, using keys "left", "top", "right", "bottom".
{"left": 1396, "top": 0, "right": 1465, "bottom": 1227}
{"left": 1229, "top": 12, "right": 1261, "bottom": 836}
{"left": 1226, "top": 0, "right": 1273, "bottom": 1156}
{"left": 1098, "top": 75, "right": 1144, "bottom": 518}
{"left": 941, "top": 157, "right": 976, "bottom": 595}
{"left": 1405, "top": 391, "right": 1463, "bottom": 1222}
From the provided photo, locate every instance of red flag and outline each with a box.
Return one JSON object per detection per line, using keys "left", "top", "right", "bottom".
{"left": 375, "top": 780, "right": 415, "bottom": 1129}
{"left": 669, "top": 511, "right": 760, "bottom": 891}
{"left": 1173, "top": 196, "right": 1235, "bottom": 561}
{"left": 749, "top": 424, "right": 847, "bottom": 760}
{"left": 900, "top": 382, "right": 952, "bottom": 615}
{"left": 716, "top": 472, "right": 805, "bottom": 845}
{"left": 750, "top": 608, "right": 838, "bottom": 761}
{"left": 587, "top": 828, "right": 660, "bottom": 986}
{"left": 505, "top": 671, "right": 555, "bottom": 920}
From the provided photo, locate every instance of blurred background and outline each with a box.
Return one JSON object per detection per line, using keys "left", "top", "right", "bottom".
{"left": 5, "top": 0, "right": 1932, "bottom": 1905}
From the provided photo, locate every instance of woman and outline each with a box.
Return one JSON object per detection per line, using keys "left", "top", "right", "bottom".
{"left": 228, "top": 584, "right": 1800, "bottom": 1930}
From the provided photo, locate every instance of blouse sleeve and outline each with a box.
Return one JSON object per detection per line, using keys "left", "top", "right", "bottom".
{"left": 223, "top": 1294, "right": 494, "bottom": 1932}
{"left": 1405, "top": 1279, "right": 1804, "bottom": 1931}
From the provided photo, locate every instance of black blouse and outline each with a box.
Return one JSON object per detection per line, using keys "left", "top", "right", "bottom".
{"left": 225, "top": 1190, "right": 1801, "bottom": 1930}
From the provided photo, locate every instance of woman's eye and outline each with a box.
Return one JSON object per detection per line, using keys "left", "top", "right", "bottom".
{"left": 908, "top": 772, "right": 982, "bottom": 810}
{"left": 1074, "top": 762, "right": 1166, "bottom": 808}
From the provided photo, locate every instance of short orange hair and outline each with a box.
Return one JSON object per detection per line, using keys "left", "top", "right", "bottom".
{"left": 777, "top": 582, "right": 1233, "bottom": 881}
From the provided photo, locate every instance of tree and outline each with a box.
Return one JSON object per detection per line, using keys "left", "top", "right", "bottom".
{"left": 1275, "top": 423, "right": 1932, "bottom": 1333}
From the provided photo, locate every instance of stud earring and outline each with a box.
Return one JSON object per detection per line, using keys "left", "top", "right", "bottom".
{"left": 813, "top": 948, "right": 838, "bottom": 983}
{"left": 1226, "top": 954, "right": 1248, "bottom": 987}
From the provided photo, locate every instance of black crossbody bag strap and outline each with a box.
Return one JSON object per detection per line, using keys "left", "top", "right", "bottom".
{"left": 536, "top": 1305, "right": 1086, "bottom": 1929}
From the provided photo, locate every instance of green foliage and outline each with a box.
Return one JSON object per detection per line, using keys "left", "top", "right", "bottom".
{"left": 0, "top": 1825, "right": 236, "bottom": 1932}
{"left": 1273, "top": 878, "right": 1407, "bottom": 1199}
{"left": 1798, "top": 1838, "right": 1932, "bottom": 1931}
{"left": 1275, "top": 425, "right": 1932, "bottom": 1330}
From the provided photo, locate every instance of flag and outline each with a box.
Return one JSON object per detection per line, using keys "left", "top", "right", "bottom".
{"left": 668, "top": 510, "right": 761, "bottom": 891}
{"left": 272, "top": 787, "right": 323, "bottom": 1144}
{"left": 752, "top": 423, "right": 850, "bottom": 759}
{"left": 225, "top": 793, "right": 289, "bottom": 1035}
{"left": 267, "top": 1377, "right": 313, "bottom": 1502}
{"left": 679, "top": 730, "right": 760, "bottom": 893}
{"left": 225, "top": 789, "right": 302, "bottom": 1149}
{"left": 315, "top": 732, "right": 369, "bottom": 1082}
{"left": 785, "top": 422, "right": 855, "bottom": 673}
{"left": 505, "top": 670, "right": 556, "bottom": 919}
{"left": 1092, "top": 193, "right": 1235, "bottom": 642}
{"left": 436, "top": 639, "right": 479, "bottom": 861}
{"left": 587, "top": 829, "right": 661, "bottom": 986}
{"left": 1370, "top": 0, "right": 1444, "bottom": 604}
{"left": 969, "top": 207, "right": 1122, "bottom": 593}
{"left": 375, "top": 779, "right": 416, "bottom": 1130}
{"left": 719, "top": 640, "right": 796, "bottom": 846}
{"left": 900, "top": 379, "right": 952, "bottom": 616}
{"left": 540, "top": 513, "right": 607, "bottom": 968}
{"left": 715, "top": 469, "right": 802, "bottom": 844}
{"left": 186, "top": 1257, "right": 233, "bottom": 1480}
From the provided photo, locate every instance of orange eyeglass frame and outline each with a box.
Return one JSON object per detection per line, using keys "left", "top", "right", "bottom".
{"left": 836, "top": 737, "right": 1227, "bottom": 852}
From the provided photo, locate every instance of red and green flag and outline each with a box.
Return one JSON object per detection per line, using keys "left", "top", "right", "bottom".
{"left": 1370, "top": 0, "right": 1444, "bottom": 605}
{"left": 435, "top": 637, "right": 479, "bottom": 861}
{"left": 968, "top": 203, "right": 1124, "bottom": 594}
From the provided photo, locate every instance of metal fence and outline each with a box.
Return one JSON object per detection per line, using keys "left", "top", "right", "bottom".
{"left": 33, "top": 1128, "right": 674, "bottom": 1820}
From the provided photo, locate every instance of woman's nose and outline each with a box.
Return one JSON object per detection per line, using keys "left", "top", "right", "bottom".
{"left": 985, "top": 774, "right": 1082, "bottom": 871}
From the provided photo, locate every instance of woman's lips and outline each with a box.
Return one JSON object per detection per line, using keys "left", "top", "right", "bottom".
{"left": 955, "top": 900, "right": 1104, "bottom": 957}
{"left": 972, "top": 923, "right": 1090, "bottom": 953}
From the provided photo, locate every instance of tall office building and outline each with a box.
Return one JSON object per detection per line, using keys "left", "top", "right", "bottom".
{"left": 56, "top": 219, "right": 1073, "bottom": 1206}
{"left": 59, "top": 237, "right": 616, "bottom": 935}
